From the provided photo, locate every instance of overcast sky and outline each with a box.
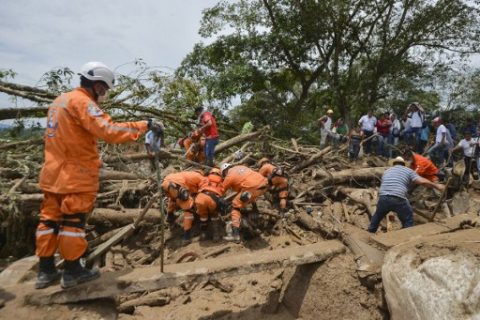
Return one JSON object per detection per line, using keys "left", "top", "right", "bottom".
{"left": 0, "top": 0, "right": 218, "bottom": 108}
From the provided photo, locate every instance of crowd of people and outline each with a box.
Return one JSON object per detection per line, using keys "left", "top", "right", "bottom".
{"left": 318, "top": 103, "right": 480, "bottom": 182}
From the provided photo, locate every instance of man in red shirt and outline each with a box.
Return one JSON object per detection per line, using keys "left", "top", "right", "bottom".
{"left": 195, "top": 106, "right": 219, "bottom": 166}
{"left": 376, "top": 112, "right": 392, "bottom": 157}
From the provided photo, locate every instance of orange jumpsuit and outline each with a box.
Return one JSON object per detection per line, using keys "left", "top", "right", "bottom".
{"left": 258, "top": 163, "right": 289, "bottom": 208}
{"left": 183, "top": 136, "right": 206, "bottom": 163}
{"left": 36, "top": 87, "right": 148, "bottom": 261}
{"left": 223, "top": 166, "right": 268, "bottom": 228}
{"left": 195, "top": 173, "right": 225, "bottom": 223}
{"left": 411, "top": 153, "right": 439, "bottom": 182}
{"left": 161, "top": 171, "right": 204, "bottom": 232}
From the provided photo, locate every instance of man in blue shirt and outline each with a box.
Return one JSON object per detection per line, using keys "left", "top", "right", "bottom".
{"left": 368, "top": 157, "right": 445, "bottom": 233}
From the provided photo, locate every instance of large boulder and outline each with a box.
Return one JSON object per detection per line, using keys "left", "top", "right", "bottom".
{"left": 382, "top": 229, "right": 480, "bottom": 320}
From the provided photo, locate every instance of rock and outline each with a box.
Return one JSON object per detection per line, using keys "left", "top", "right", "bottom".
{"left": 382, "top": 230, "right": 480, "bottom": 320}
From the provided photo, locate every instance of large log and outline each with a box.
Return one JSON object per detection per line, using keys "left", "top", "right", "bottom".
{"left": 316, "top": 167, "right": 387, "bottom": 186}
{"left": 294, "top": 211, "right": 339, "bottom": 238}
{"left": 25, "top": 240, "right": 346, "bottom": 305}
{"left": 215, "top": 129, "right": 265, "bottom": 155}
{"left": 88, "top": 208, "right": 162, "bottom": 226}
{"left": 291, "top": 147, "right": 332, "bottom": 172}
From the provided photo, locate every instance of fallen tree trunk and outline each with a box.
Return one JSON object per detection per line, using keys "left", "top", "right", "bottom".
{"left": 0, "top": 138, "right": 43, "bottom": 150}
{"left": 316, "top": 167, "right": 387, "bottom": 187}
{"left": 88, "top": 208, "right": 162, "bottom": 226}
{"left": 291, "top": 147, "right": 332, "bottom": 173}
{"left": 100, "top": 169, "right": 140, "bottom": 181}
{"left": 215, "top": 129, "right": 266, "bottom": 155}
{"left": 337, "top": 187, "right": 374, "bottom": 219}
{"left": 294, "top": 211, "right": 339, "bottom": 238}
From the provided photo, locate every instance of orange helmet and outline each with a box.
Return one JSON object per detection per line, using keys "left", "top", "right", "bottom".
{"left": 257, "top": 157, "right": 270, "bottom": 167}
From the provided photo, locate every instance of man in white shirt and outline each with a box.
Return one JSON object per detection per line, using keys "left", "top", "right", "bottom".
{"left": 427, "top": 117, "right": 453, "bottom": 166}
{"left": 450, "top": 131, "right": 478, "bottom": 184}
{"left": 403, "top": 102, "right": 424, "bottom": 151}
{"left": 318, "top": 109, "right": 334, "bottom": 148}
{"left": 358, "top": 110, "right": 377, "bottom": 154}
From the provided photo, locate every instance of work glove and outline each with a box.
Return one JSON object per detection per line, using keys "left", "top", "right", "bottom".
{"left": 148, "top": 119, "right": 164, "bottom": 134}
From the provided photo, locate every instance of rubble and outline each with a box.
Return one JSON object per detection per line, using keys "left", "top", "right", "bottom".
{"left": 0, "top": 96, "right": 479, "bottom": 318}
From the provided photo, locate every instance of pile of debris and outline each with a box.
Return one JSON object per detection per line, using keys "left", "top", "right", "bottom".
{"left": 1, "top": 126, "right": 479, "bottom": 319}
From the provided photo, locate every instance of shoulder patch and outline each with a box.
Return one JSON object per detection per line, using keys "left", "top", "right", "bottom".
{"left": 87, "top": 102, "right": 104, "bottom": 117}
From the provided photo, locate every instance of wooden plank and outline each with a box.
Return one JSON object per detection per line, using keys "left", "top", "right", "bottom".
{"left": 370, "top": 213, "right": 478, "bottom": 249}
{"left": 25, "top": 240, "right": 345, "bottom": 305}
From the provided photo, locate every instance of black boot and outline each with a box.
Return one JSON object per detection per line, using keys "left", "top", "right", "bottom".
{"left": 199, "top": 222, "right": 209, "bottom": 241}
{"left": 224, "top": 227, "right": 241, "bottom": 243}
{"left": 211, "top": 219, "right": 222, "bottom": 242}
{"left": 35, "top": 257, "right": 61, "bottom": 289}
{"left": 61, "top": 259, "right": 100, "bottom": 289}
{"left": 182, "top": 229, "right": 192, "bottom": 245}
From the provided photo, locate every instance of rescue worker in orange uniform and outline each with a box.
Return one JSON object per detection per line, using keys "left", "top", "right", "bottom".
{"left": 194, "top": 167, "right": 225, "bottom": 241}
{"left": 403, "top": 148, "right": 439, "bottom": 182}
{"left": 36, "top": 62, "right": 161, "bottom": 290}
{"left": 161, "top": 170, "right": 204, "bottom": 244}
{"left": 221, "top": 163, "right": 268, "bottom": 243}
{"left": 179, "top": 130, "right": 206, "bottom": 163}
{"left": 257, "top": 158, "right": 289, "bottom": 210}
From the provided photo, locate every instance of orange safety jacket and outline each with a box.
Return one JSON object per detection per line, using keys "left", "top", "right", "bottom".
{"left": 39, "top": 87, "right": 148, "bottom": 194}
{"left": 164, "top": 171, "right": 204, "bottom": 194}
{"left": 258, "top": 162, "right": 289, "bottom": 191}
{"left": 223, "top": 165, "right": 268, "bottom": 192}
{"left": 411, "top": 153, "right": 439, "bottom": 181}
{"left": 199, "top": 173, "right": 224, "bottom": 196}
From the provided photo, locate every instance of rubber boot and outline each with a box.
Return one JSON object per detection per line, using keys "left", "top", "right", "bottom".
{"left": 61, "top": 259, "right": 100, "bottom": 289}
{"left": 35, "top": 257, "right": 61, "bottom": 289}
{"left": 211, "top": 219, "right": 221, "bottom": 242}
{"left": 199, "top": 222, "right": 209, "bottom": 241}
{"left": 182, "top": 229, "right": 192, "bottom": 245}
{"left": 223, "top": 227, "right": 240, "bottom": 243}
{"left": 166, "top": 213, "right": 176, "bottom": 226}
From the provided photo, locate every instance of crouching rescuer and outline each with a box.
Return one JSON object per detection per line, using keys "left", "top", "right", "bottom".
{"left": 35, "top": 62, "right": 163, "bottom": 289}
{"left": 221, "top": 163, "right": 268, "bottom": 243}
{"left": 161, "top": 170, "right": 204, "bottom": 244}
{"left": 257, "top": 158, "right": 289, "bottom": 210}
{"left": 194, "top": 167, "right": 225, "bottom": 241}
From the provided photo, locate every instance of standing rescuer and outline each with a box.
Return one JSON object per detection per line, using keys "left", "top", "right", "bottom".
{"left": 161, "top": 170, "right": 204, "bottom": 244}
{"left": 221, "top": 163, "right": 268, "bottom": 243}
{"left": 36, "top": 62, "right": 162, "bottom": 289}
{"left": 257, "top": 158, "right": 289, "bottom": 210}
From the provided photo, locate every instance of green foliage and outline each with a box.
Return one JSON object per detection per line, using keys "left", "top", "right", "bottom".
{"left": 38, "top": 67, "right": 74, "bottom": 94}
{"left": 179, "top": 0, "right": 480, "bottom": 138}
{"left": 0, "top": 69, "right": 17, "bottom": 80}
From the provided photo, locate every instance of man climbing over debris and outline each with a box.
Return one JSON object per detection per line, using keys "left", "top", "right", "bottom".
{"left": 36, "top": 61, "right": 162, "bottom": 290}
{"left": 162, "top": 170, "right": 204, "bottom": 245}
{"left": 428, "top": 117, "right": 453, "bottom": 167}
{"left": 179, "top": 130, "right": 206, "bottom": 163}
{"left": 449, "top": 131, "right": 479, "bottom": 184}
{"left": 194, "top": 106, "right": 219, "bottom": 167}
{"left": 257, "top": 158, "right": 289, "bottom": 210}
{"left": 367, "top": 157, "right": 445, "bottom": 233}
{"left": 194, "top": 167, "right": 225, "bottom": 241}
{"left": 317, "top": 109, "right": 334, "bottom": 149}
{"left": 221, "top": 163, "right": 268, "bottom": 243}
{"left": 403, "top": 148, "right": 439, "bottom": 182}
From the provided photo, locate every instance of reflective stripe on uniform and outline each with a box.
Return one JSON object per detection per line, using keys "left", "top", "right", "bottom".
{"left": 36, "top": 229, "right": 55, "bottom": 237}
{"left": 58, "top": 230, "right": 86, "bottom": 238}
{"left": 200, "top": 217, "right": 208, "bottom": 222}
{"left": 184, "top": 215, "right": 194, "bottom": 220}
{"left": 99, "top": 118, "right": 139, "bottom": 133}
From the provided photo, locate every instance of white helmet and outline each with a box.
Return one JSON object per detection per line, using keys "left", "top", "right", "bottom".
{"left": 79, "top": 62, "right": 115, "bottom": 89}
{"left": 220, "top": 163, "right": 231, "bottom": 176}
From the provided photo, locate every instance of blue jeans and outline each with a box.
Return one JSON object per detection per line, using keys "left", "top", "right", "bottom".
{"left": 376, "top": 134, "right": 389, "bottom": 157}
{"left": 368, "top": 195, "right": 414, "bottom": 232}
{"left": 362, "top": 130, "right": 374, "bottom": 154}
{"left": 427, "top": 143, "right": 449, "bottom": 167}
{"left": 204, "top": 137, "right": 218, "bottom": 165}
